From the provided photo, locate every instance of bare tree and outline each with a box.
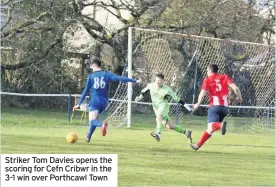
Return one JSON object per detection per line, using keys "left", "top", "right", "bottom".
{"left": 1, "top": 0, "right": 273, "bottom": 98}
{"left": 150, "top": 0, "right": 275, "bottom": 43}
{"left": 1, "top": 0, "right": 171, "bottom": 71}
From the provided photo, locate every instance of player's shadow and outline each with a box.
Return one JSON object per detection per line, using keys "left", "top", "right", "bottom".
{"left": 211, "top": 143, "right": 275, "bottom": 149}
{"left": 149, "top": 144, "right": 275, "bottom": 158}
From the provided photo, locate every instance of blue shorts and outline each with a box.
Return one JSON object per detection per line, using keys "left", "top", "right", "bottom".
{"left": 89, "top": 99, "right": 108, "bottom": 114}
{"left": 208, "top": 106, "right": 228, "bottom": 123}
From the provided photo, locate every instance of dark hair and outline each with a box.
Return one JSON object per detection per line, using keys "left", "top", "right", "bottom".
{"left": 155, "top": 73, "right": 164, "bottom": 79}
{"left": 208, "top": 64, "right": 218, "bottom": 73}
{"left": 92, "top": 59, "right": 102, "bottom": 67}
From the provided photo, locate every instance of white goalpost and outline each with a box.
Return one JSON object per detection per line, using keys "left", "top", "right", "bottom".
{"left": 127, "top": 27, "right": 133, "bottom": 128}
{"left": 103, "top": 27, "right": 275, "bottom": 132}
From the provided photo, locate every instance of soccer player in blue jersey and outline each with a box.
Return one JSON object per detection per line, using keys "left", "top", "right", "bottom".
{"left": 73, "top": 59, "right": 141, "bottom": 142}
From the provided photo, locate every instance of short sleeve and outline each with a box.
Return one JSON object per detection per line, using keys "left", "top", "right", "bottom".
{"left": 168, "top": 87, "right": 180, "bottom": 102}
{"left": 201, "top": 78, "right": 208, "bottom": 90}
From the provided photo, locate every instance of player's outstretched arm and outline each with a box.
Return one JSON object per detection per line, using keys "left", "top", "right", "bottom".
{"left": 135, "top": 84, "right": 150, "bottom": 102}
{"left": 228, "top": 83, "right": 243, "bottom": 103}
{"left": 74, "top": 77, "right": 92, "bottom": 110}
{"left": 109, "top": 72, "right": 139, "bottom": 83}
{"left": 178, "top": 100, "right": 194, "bottom": 111}
{"left": 167, "top": 87, "right": 181, "bottom": 102}
{"left": 168, "top": 88, "right": 193, "bottom": 111}
{"left": 194, "top": 90, "right": 207, "bottom": 110}
{"left": 193, "top": 78, "right": 208, "bottom": 110}
{"left": 197, "top": 90, "right": 207, "bottom": 104}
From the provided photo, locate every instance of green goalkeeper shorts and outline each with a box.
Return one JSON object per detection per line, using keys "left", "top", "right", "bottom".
{"left": 153, "top": 103, "right": 170, "bottom": 121}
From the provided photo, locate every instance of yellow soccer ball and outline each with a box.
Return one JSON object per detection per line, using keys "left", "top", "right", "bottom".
{"left": 66, "top": 132, "right": 78, "bottom": 144}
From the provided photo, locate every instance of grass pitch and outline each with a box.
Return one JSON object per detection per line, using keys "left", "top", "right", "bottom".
{"left": 1, "top": 108, "right": 275, "bottom": 186}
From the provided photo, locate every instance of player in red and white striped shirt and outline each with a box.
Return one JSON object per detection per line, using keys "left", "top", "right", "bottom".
{"left": 190, "top": 64, "right": 242, "bottom": 151}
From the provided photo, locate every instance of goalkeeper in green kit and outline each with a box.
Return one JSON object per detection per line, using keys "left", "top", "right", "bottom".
{"left": 135, "top": 73, "right": 193, "bottom": 143}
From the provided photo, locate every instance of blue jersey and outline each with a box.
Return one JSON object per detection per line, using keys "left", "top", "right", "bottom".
{"left": 78, "top": 71, "right": 136, "bottom": 106}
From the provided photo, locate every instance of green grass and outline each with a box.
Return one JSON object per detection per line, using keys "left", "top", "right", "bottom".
{"left": 1, "top": 107, "right": 275, "bottom": 186}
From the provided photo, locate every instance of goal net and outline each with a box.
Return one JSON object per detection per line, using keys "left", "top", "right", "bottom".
{"left": 104, "top": 27, "right": 275, "bottom": 132}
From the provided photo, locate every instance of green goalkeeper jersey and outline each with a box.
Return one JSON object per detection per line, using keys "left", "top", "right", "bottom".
{"left": 141, "top": 83, "right": 180, "bottom": 106}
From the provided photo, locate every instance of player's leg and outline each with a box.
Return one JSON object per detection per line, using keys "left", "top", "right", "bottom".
{"left": 195, "top": 108, "right": 228, "bottom": 146}
{"left": 86, "top": 109, "right": 101, "bottom": 142}
{"left": 156, "top": 115, "right": 164, "bottom": 135}
{"left": 150, "top": 104, "right": 169, "bottom": 141}
{"left": 221, "top": 121, "right": 227, "bottom": 135}
{"left": 150, "top": 114, "right": 164, "bottom": 142}
{"left": 165, "top": 120, "right": 193, "bottom": 143}
{"left": 159, "top": 105, "right": 191, "bottom": 137}
{"left": 220, "top": 107, "right": 229, "bottom": 135}
{"left": 86, "top": 102, "right": 108, "bottom": 142}
{"left": 190, "top": 106, "right": 223, "bottom": 150}
{"left": 98, "top": 101, "right": 109, "bottom": 137}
